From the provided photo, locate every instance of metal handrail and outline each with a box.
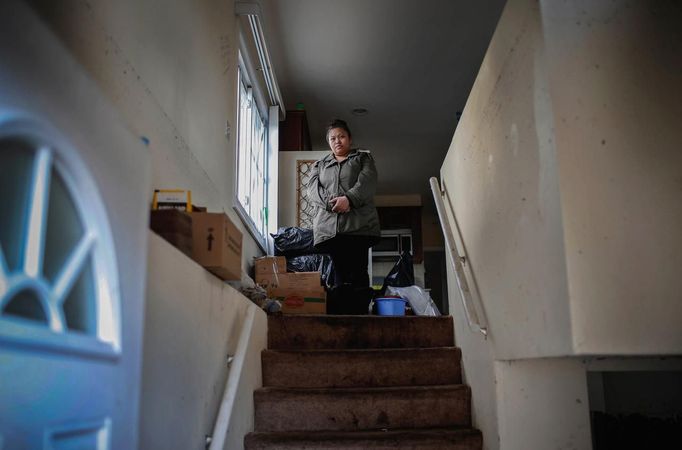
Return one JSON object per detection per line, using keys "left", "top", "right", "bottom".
{"left": 429, "top": 177, "right": 488, "bottom": 337}
{"left": 208, "top": 303, "right": 257, "bottom": 450}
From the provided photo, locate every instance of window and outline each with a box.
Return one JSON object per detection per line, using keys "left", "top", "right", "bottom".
{"left": 235, "top": 65, "right": 268, "bottom": 248}
{"left": 0, "top": 126, "right": 121, "bottom": 358}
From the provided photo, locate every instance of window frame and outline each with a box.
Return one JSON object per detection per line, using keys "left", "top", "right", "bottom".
{"left": 233, "top": 58, "right": 270, "bottom": 252}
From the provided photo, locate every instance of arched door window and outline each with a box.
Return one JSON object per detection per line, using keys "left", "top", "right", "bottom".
{"left": 0, "top": 122, "right": 121, "bottom": 358}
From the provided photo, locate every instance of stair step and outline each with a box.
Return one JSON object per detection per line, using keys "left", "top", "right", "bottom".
{"left": 267, "top": 315, "right": 454, "bottom": 350}
{"left": 254, "top": 385, "right": 471, "bottom": 432}
{"left": 262, "top": 347, "right": 462, "bottom": 388}
{"left": 244, "top": 428, "right": 482, "bottom": 449}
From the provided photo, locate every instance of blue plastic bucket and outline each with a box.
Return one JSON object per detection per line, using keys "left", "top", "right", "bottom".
{"left": 376, "top": 297, "right": 407, "bottom": 316}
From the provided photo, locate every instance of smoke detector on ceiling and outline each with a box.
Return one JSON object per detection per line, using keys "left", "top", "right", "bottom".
{"left": 351, "top": 108, "right": 368, "bottom": 116}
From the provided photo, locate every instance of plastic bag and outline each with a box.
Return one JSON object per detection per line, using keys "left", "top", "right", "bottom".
{"left": 386, "top": 285, "right": 441, "bottom": 317}
{"left": 286, "top": 254, "right": 335, "bottom": 288}
{"left": 380, "top": 251, "right": 414, "bottom": 294}
{"left": 271, "top": 227, "right": 317, "bottom": 257}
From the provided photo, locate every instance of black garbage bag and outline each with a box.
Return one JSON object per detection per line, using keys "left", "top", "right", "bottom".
{"left": 271, "top": 227, "right": 318, "bottom": 257}
{"left": 286, "top": 254, "right": 335, "bottom": 288}
{"left": 380, "top": 251, "right": 415, "bottom": 295}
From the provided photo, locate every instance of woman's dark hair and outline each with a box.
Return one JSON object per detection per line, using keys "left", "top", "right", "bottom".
{"left": 326, "top": 119, "right": 352, "bottom": 140}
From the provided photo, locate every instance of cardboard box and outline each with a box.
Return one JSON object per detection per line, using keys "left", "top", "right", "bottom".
{"left": 255, "top": 272, "right": 282, "bottom": 291}
{"left": 289, "top": 272, "right": 323, "bottom": 290}
{"left": 191, "top": 212, "right": 242, "bottom": 281}
{"left": 256, "top": 272, "right": 322, "bottom": 291}
{"left": 150, "top": 210, "right": 193, "bottom": 256}
{"left": 150, "top": 209, "right": 192, "bottom": 234}
{"left": 257, "top": 271, "right": 326, "bottom": 314}
{"left": 254, "top": 256, "right": 286, "bottom": 275}
{"left": 270, "top": 287, "right": 326, "bottom": 315}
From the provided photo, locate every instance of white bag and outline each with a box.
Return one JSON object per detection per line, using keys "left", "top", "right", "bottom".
{"left": 386, "top": 285, "right": 441, "bottom": 316}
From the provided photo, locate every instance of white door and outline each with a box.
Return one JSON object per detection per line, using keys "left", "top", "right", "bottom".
{"left": 0, "top": 2, "right": 150, "bottom": 448}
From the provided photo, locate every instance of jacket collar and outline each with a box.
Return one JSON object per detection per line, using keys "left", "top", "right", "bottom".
{"left": 323, "top": 149, "right": 361, "bottom": 168}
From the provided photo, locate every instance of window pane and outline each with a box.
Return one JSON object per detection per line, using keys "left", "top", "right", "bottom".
{"left": 235, "top": 66, "right": 269, "bottom": 244}
{"left": 237, "top": 78, "right": 249, "bottom": 209}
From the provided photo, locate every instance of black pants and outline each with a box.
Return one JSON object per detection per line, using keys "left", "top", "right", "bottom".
{"left": 316, "top": 235, "right": 375, "bottom": 314}
{"left": 316, "top": 234, "right": 373, "bottom": 287}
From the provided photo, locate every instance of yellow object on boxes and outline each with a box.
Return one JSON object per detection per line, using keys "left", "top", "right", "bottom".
{"left": 152, "top": 189, "right": 193, "bottom": 211}
{"left": 191, "top": 212, "right": 242, "bottom": 281}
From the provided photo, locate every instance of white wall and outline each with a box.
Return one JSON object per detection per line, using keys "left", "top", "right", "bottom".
{"left": 540, "top": 0, "right": 682, "bottom": 355}
{"left": 442, "top": 0, "right": 682, "bottom": 361}
{"left": 28, "top": 0, "right": 265, "bottom": 273}
{"left": 141, "top": 233, "right": 267, "bottom": 450}
{"left": 441, "top": 0, "right": 682, "bottom": 447}
{"left": 495, "top": 358, "right": 592, "bottom": 450}
{"left": 441, "top": 0, "right": 572, "bottom": 360}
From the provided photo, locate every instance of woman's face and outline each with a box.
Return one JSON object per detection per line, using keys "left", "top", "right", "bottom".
{"left": 327, "top": 127, "right": 352, "bottom": 157}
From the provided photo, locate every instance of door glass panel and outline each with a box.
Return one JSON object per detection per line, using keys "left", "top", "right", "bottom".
{"left": 43, "top": 168, "right": 84, "bottom": 284}
{"left": 3, "top": 289, "right": 47, "bottom": 324}
{"left": 63, "top": 256, "right": 96, "bottom": 335}
{"left": 45, "top": 418, "right": 111, "bottom": 450}
{"left": 0, "top": 139, "right": 34, "bottom": 272}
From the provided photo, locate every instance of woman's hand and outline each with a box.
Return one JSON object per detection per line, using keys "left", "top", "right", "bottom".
{"left": 329, "top": 195, "right": 351, "bottom": 213}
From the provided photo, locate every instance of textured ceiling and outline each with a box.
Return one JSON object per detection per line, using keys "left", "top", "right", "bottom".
{"left": 262, "top": 0, "right": 506, "bottom": 207}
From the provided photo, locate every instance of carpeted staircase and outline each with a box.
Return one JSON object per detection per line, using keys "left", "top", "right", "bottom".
{"left": 244, "top": 315, "right": 482, "bottom": 449}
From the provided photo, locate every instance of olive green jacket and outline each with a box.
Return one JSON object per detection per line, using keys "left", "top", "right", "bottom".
{"left": 307, "top": 149, "right": 380, "bottom": 246}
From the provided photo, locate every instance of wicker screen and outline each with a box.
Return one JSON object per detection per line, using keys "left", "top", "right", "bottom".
{"left": 296, "top": 159, "right": 317, "bottom": 228}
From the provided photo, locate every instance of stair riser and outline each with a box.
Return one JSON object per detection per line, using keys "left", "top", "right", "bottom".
{"left": 254, "top": 387, "right": 471, "bottom": 432}
{"left": 268, "top": 316, "right": 454, "bottom": 350}
{"left": 262, "top": 348, "right": 462, "bottom": 388}
{"left": 245, "top": 430, "right": 483, "bottom": 449}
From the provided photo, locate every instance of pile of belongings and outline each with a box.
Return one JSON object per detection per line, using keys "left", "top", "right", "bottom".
{"left": 271, "top": 227, "right": 335, "bottom": 288}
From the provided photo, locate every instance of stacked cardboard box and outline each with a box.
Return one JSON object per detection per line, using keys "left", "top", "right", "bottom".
{"left": 254, "top": 256, "right": 326, "bottom": 314}
{"left": 191, "top": 212, "right": 242, "bottom": 281}
{"left": 255, "top": 256, "right": 286, "bottom": 277}
{"left": 149, "top": 209, "right": 193, "bottom": 256}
